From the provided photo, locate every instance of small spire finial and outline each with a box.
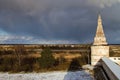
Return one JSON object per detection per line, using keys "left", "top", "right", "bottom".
{"left": 98, "top": 14, "right": 101, "bottom": 19}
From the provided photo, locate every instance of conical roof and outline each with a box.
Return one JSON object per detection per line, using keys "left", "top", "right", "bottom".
{"left": 93, "top": 14, "right": 107, "bottom": 45}
{"left": 95, "top": 15, "right": 105, "bottom": 37}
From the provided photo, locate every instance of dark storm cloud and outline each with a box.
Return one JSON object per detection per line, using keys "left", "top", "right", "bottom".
{"left": 0, "top": 0, "right": 120, "bottom": 44}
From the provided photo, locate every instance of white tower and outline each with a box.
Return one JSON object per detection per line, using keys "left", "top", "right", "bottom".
{"left": 91, "top": 14, "right": 109, "bottom": 65}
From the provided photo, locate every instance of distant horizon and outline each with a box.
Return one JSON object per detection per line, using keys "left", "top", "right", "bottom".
{"left": 0, "top": 43, "right": 120, "bottom": 45}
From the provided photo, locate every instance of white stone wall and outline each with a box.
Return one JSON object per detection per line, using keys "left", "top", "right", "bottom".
{"left": 91, "top": 46, "right": 109, "bottom": 65}
{"left": 109, "top": 57, "right": 120, "bottom": 65}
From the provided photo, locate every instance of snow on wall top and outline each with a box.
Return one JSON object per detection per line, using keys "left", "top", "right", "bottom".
{"left": 101, "top": 57, "right": 120, "bottom": 79}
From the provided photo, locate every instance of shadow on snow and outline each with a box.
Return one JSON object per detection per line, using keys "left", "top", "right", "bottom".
{"left": 63, "top": 58, "right": 93, "bottom": 80}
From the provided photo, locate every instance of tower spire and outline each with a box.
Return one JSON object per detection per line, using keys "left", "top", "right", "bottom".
{"left": 93, "top": 14, "right": 107, "bottom": 45}
{"left": 96, "top": 14, "right": 105, "bottom": 37}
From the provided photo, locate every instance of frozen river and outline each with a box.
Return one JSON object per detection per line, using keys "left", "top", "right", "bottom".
{"left": 0, "top": 71, "right": 94, "bottom": 80}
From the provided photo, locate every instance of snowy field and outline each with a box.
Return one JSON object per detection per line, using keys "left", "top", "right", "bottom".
{"left": 0, "top": 71, "right": 94, "bottom": 80}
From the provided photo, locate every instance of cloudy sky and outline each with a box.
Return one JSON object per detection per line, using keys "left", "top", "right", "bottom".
{"left": 0, "top": 0, "right": 120, "bottom": 44}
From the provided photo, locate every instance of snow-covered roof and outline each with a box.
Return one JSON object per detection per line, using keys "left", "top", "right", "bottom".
{"left": 101, "top": 57, "right": 120, "bottom": 80}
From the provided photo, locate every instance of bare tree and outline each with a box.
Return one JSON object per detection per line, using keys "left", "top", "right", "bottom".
{"left": 14, "top": 45, "right": 25, "bottom": 66}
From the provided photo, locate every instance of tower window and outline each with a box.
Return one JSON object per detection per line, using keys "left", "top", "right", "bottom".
{"left": 118, "top": 58, "right": 120, "bottom": 60}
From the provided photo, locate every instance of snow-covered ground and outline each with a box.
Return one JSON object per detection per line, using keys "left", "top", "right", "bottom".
{"left": 0, "top": 71, "right": 94, "bottom": 80}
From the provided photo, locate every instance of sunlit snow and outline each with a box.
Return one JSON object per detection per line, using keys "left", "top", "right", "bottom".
{"left": 0, "top": 71, "right": 93, "bottom": 80}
